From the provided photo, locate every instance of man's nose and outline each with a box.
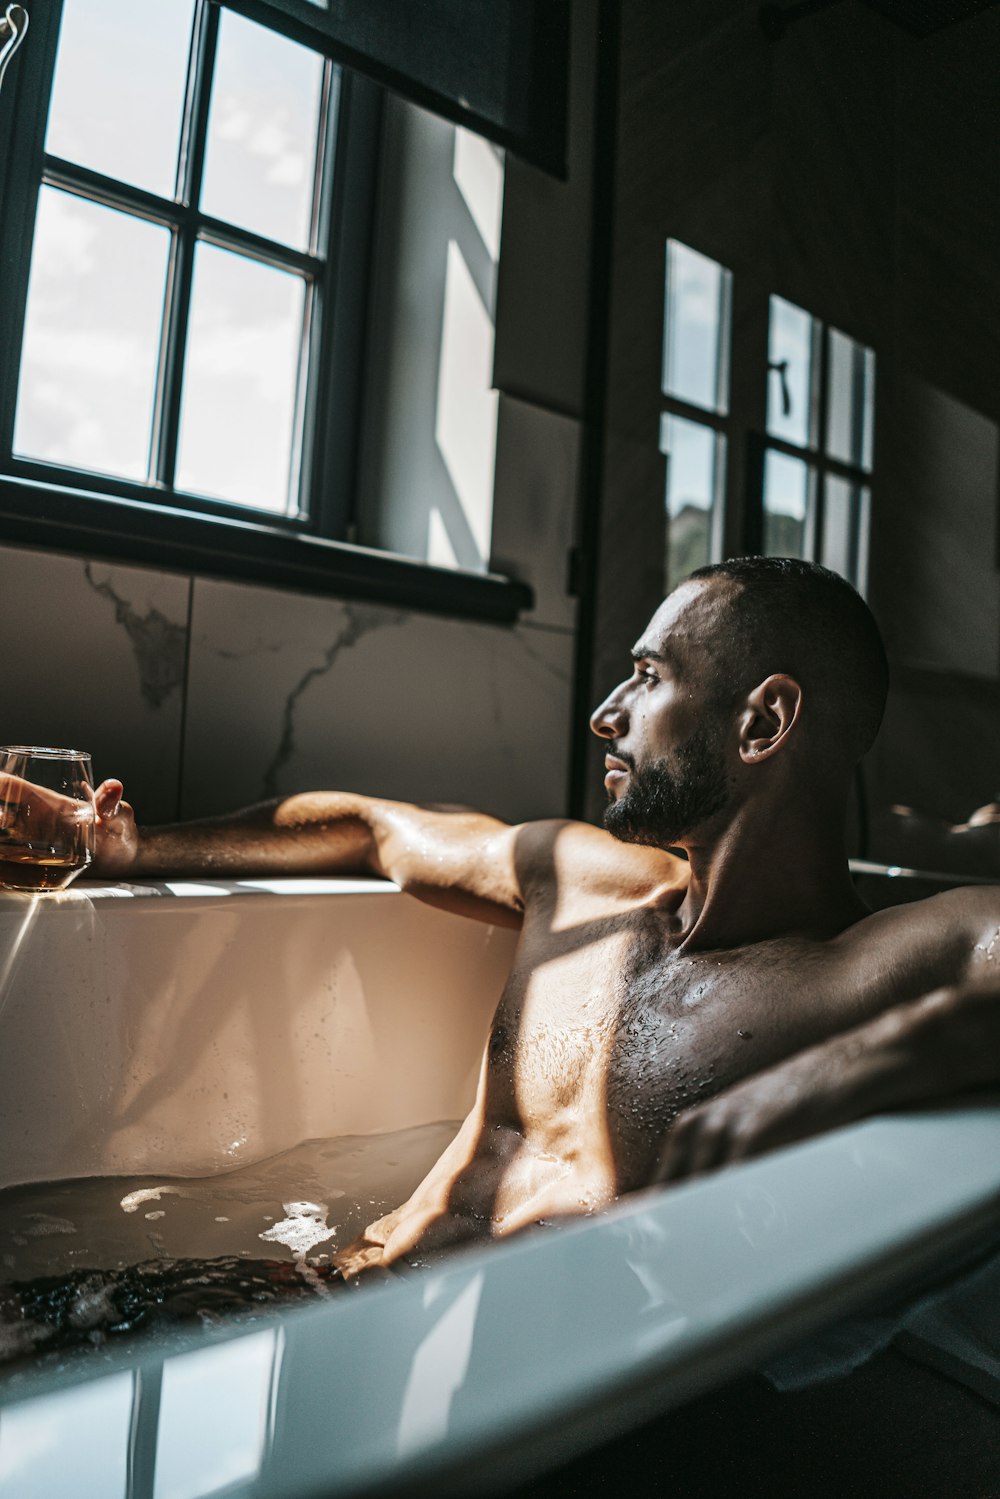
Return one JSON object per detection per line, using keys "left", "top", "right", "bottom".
{"left": 590, "top": 686, "right": 629, "bottom": 740}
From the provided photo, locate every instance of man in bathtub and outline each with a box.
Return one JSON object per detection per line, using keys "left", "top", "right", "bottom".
{"left": 87, "top": 557, "right": 1000, "bottom": 1276}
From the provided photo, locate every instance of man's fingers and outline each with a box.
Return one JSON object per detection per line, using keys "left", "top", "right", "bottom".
{"left": 94, "top": 779, "right": 124, "bottom": 821}
{"left": 655, "top": 1101, "right": 748, "bottom": 1184}
{"left": 654, "top": 1111, "right": 701, "bottom": 1183}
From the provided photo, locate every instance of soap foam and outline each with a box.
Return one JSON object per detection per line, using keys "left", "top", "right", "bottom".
{"left": 120, "top": 1187, "right": 184, "bottom": 1214}
{"left": 259, "top": 1201, "right": 337, "bottom": 1259}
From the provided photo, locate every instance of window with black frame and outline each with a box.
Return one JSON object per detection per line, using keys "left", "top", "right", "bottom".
{"left": 761, "top": 294, "right": 875, "bottom": 594}
{"left": 659, "top": 239, "right": 734, "bottom": 594}
{"left": 9, "top": 0, "right": 340, "bottom": 521}
{"left": 0, "top": 0, "right": 551, "bottom": 622}
{"left": 660, "top": 246, "right": 876, "bottom": 600}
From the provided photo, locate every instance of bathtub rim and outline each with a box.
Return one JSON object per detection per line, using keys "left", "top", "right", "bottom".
{"left": 0, "top": 1100, "right": 998, "bottom": 1498}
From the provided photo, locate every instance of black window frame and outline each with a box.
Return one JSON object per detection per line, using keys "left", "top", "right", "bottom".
{"left": 748, "top": 303, "right": 875, "bottom": 595}
{"left": 659, "top": 237, "right": 736, "bottom": 592}
{"left": 0, "top": 0, "right": 530, "bottom": 623}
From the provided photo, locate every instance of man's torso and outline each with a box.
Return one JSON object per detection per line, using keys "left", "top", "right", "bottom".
{"left": 337, "top": 847, "right": 996, "bottom": 1273}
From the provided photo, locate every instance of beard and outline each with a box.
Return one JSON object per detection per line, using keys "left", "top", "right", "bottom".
{"left": 603, "top": 723, "right": 730, "bottom": 848}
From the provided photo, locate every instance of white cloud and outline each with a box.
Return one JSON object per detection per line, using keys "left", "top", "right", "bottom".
{"left": 217, "top": 97, "right": 253, "bottom": 142}
{"left": 23, "top": 326, "right": 149, "bottom": 382}
{"left": 265, "top": 150, "right": 305, "bottom": 187}
{"left": 187, "top": 317, "right": 298, "bottom": 403}
{"left": 32, "top": 190, "right": 99, "bottom": 280}
{"left": 215, "top": 94, "right": 304, "bottom": 186}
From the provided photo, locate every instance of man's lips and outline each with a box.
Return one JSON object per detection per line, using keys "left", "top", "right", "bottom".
{"left": 604, "top": 754, "right": 630, "bottom": 789}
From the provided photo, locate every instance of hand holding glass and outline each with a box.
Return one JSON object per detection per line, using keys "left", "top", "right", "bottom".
{"left": 0, "top": 747, "right": 95, "bottom": 892}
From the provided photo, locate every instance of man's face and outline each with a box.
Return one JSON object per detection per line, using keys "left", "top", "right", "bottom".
{"left": 589, "top": 582, "right": 733, "bottom": 848}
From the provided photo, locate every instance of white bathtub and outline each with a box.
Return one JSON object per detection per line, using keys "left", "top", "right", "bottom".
{"left": 0, "top": 878, "right": 998, "bottom": 1498}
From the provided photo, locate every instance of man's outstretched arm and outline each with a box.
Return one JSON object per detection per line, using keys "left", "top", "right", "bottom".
{"left": 655, "top": 979, "right": 1000, "bottom": 1182}
{"left": 91, "top": 779, "right": 541, "bottom": 926}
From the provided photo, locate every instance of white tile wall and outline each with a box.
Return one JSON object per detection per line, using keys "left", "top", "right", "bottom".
{"left": 0, "top": 545, "right": 190, "bottom": 822}
{"left": 181, "top": 575, "right": 576, "bottom": 823}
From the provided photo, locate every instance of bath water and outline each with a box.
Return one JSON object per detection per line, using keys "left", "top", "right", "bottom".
{"left": 0, "top": 1120, "right": 459, "bottom": 1370}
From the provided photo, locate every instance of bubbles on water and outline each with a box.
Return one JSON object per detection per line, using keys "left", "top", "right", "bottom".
{"left": 120, "top": 1186, "right": 183, "bottom": 1214}
{"left": 0, "top": 1119, "right": 462, "bottom": 1368}
{"left": 259, "top": 1201, "right": 337, "bottom": 1259}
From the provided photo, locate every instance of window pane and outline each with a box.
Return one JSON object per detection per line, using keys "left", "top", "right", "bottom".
{"left": 661, "top": 413, "right": 723, "bottom": 592}
{"left": 14, "top": 188, "right": 169, "bottom": 481}
{"left": 766, "top": 295, "right": 817, "bottom": 448}
{"left": 763, "top": 448, "right": 811, "bottom": 559}
{"left": 175, "top": 243, "right": 307, "bottom": 513}
{"left": 45, "top": 0, "right": 195, "bottom": 199}
{"left": 662, "top": 241, "right": 731, "bottom": 414}
{"left": 822, "top": 474, "right": 871, "bottom": 591}
{"left": 821, "top": 473, "right": 855, "bottom": 579}
{"left": 826, "top": 329, "right": 875, "bottom": 471}
{"left": 200, "top": 9, "right": 326, "bottom": 252}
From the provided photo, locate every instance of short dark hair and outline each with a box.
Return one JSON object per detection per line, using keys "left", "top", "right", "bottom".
{"left": 686, "top": 557, "right": 889, "bottom": 760}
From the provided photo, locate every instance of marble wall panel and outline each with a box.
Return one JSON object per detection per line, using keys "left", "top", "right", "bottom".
{"left": 181, "top": 576, "right": 576, "bottom": 825}
{"left": 0, "top": 544, "right": 190, "bottom": 822}
{"left": 490, "top": 393, "right": 581, "bottom": 633}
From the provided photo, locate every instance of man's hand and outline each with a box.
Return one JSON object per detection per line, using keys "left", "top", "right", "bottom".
{"left": 91, "top": 779, "right": 140, "bottom": 877}
{"left": 0, "top": 772, "right": 93, "bottom": 850}
{"left": 654, "top": 1046, "right": 849, "bottom": 1182}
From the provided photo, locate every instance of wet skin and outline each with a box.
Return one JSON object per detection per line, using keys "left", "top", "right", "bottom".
{"left": 89, "top": 578, "right": 1000, "bottom": 1277}
{"left": 334, "top": 827, "right": 998, "bottom": 1275}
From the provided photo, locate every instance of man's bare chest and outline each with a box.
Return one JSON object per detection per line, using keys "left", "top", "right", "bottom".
{"left": 485, "top": 920, "right": 825, "bottom": 1125}
{"left": 484, "top": 900, "right": 962, "bottom": 1184}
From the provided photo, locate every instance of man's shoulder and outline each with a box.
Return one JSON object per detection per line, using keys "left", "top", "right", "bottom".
{"left": 836, "top": 881, "right": 1000, "bottom": 972}
{"left": 514, "top": 818, "right": 687, "bottom": 906}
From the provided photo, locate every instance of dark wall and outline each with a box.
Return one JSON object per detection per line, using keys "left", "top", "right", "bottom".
{"left": 585, "top": 0, "right": 1000, "bottom": 839}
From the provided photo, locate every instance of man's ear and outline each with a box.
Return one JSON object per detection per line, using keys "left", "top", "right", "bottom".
{"left": 737, "top": 674, "right": 803, "bottom": 765}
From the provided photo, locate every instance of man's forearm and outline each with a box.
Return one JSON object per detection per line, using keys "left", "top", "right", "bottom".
{"left": 820, "top": 981, "right": 1000, "bottom": 1115}
{"left": 119, "top": 793, "right": 378, "bottom": 880}
{"left": 657, "top": 982, "right": 1000, "bottom": 1181}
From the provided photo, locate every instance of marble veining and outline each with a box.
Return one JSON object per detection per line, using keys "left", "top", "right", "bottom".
{"left": 83, "top": 561, "right": 189, "bottom": 710}
{"left": 261, "top": 603, "right": 406, "bottom": 798}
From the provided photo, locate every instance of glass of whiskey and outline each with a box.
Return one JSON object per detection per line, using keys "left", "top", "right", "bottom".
{"left": 0, "top": 747, "right": 95, "bottom": 892}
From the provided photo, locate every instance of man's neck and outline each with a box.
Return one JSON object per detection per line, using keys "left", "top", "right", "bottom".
{"left": 671, "top": 800, "right": 866, "bottom": 951}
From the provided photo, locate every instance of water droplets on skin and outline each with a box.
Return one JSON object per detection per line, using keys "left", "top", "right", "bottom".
{"left": 974, "top": 927, "right": 1000, "bottom": 963}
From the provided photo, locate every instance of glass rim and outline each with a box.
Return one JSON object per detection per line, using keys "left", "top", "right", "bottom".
{"left": 0, "top": 745, "right": 92, "bottom": 761}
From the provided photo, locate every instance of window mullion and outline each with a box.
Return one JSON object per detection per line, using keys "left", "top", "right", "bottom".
{"left": 41, "top": 156, "right": 182, "bottom": 229}
{"left": 156, "top": 0, "right": 219, "bottom": 490}
{"left": 811, "top": 322, "right": 831, "bottom": 565}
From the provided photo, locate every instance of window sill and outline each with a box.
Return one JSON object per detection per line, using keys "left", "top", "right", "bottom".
{"left": 0, "top": 475, "right": 533, "bottom": 623}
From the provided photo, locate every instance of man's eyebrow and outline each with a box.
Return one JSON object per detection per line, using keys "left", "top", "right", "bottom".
{"left": 630, "top": 645, "right": 672, "bottom": 665}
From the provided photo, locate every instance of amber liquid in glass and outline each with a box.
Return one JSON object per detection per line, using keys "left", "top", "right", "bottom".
{"left": 0, "top": 846, "right": 92, "bottom": 893}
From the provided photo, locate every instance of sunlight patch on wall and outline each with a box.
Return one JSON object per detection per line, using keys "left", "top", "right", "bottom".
{"left": 434, "top": 239, "right": 498, "bottom": 571}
